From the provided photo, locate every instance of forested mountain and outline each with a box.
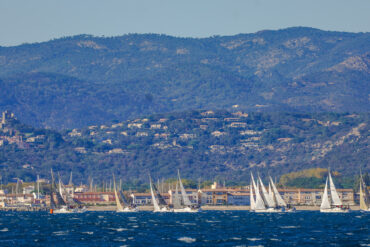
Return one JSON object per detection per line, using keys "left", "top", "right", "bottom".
{"left": 0, "top": 27, "right": 369, "bottom": 129}
{"left": 0, "top": 110, "right": 368, "bottom": 185}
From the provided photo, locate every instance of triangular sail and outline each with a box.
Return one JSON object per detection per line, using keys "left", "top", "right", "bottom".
{"left": 149, "top": 177, "right": 160, "bottom": 211}
{"left": 258, "top": 176, "right": 275, "bottom": 208}
{"left": 359, "top": 173, "right": 369, "bottom": 210}
{"left": 178, "top": 170, "right": 192, "bottom": 206}
{"left": 251, "top": 173, "right": 257, "bottom": 192}
{"left": 254, "top": 181, "right": 266, "bottom": 210}
{"left": 173, "top": 181, "right": 181, "bottom": 209}
{"left": 320, "top": 178, "right": 331, "bottom": 209}
{"left": 119, "top": 191, "right": 129, "bottom": 206}
{"left": 250, "top": 182, "right": 255, "bottom": 210}
{"left": 152, "top": 180, "right": 167, "bottom": 206}
{"left": 113, "top": 177, "right": 124, "bottom": 211}
{"left": 269, "top": 176, "right": 287, "bottom": 207}
{"left": 328, "top": 172, "right": 342, "bottom": 206}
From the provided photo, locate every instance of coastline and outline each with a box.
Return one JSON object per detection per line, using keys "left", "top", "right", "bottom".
{"left": 86, "top": 205, "right": 361, "bottom": 212}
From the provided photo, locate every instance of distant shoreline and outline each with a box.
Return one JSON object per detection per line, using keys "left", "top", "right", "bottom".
{"left": 86, "top": 205, "right": 361, "bottom": 212}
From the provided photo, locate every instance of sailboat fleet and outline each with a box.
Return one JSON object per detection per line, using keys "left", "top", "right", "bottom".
{"left": 149, "top": 170, "right": 201, "bottom": 213}
{"left": 249, "top": 173, "right": 294, "bottom": 213}
{"left": 113, "top": 175, "right": 138, "bottom": 212}
{"left": 50, "top": 169, "right": 86, "bottom": 214}
{"left": 46, "top": 168, "right": 369, "bottom": 214}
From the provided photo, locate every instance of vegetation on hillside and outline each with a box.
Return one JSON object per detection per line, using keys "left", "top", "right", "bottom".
{"left": 0, "top": 27, "right": 369, "bottom": 129}
{"left": 0, "top": 110, "right": 368, "bottom": 187}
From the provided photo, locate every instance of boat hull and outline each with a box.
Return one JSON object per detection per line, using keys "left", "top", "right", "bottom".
{"left": 253, "top": 208, "right": 283, "bottom": 213}
{"left": 173, "top": 207, "right": 201, "bottom": 213}
{"left": 117, "top": 207, "right": 138, "bottom": 213}
{"left": 154, "top": 207, "right": 174, "bottom": 212}
{"left": 320, "top": 207, "right": 349, "bottom": 213}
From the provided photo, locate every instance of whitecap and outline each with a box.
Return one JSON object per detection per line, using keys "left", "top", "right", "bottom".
{"left": 83, "top": 232, "right": 94, "bottom": 235}
{"left": 346, "top": 233, "right": 354, "bottom": 236}
{"left": 270, "top": 238, "right": 281, "bottom": 241}
{"left": 181, "top": 223, "right": 196, "bottom": 226}
{"left": 128, "top": 237, "right": 134, "bottom": 240}
{"left": 53, "top": 231, "right": 68, "bottom": 236}
{"left": 231, "top": 237, "right": 242, "bottom": 240}
{"left": 116, "top": 228, "right": 128, "bottom": 232}
{"left": 98, "top": 215, "right": 104, "bottom": 219}
{"left": 113, "top": 237, "right": 126, "bottom": 242}
{"left": 280, "top": 226, "right": 299, "bottom": 229}
{"left": 178, "top": 237, "right": 196, "bottom": 243}
{"left": 355, "top": 216, "right": 362, "bottom": 218}
{"left": 247, "top": 238, "right": 262, "bottom": 241}
{"left": 206, "top": 220, "right": 220, "bottom": 223}
{"left": 0, "top": 228, "right": 8, "bottom": 232}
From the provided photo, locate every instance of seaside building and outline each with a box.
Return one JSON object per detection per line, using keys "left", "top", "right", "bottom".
{"left": 73, "top": 192, "right": 116, "bottom": 204}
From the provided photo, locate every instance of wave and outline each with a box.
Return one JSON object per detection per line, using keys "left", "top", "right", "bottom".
{"left": 178, "top": 237, "right": 196, "bottom": 243}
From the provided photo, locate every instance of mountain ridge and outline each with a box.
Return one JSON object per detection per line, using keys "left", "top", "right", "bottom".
{"left": 0, "top": 27, "right": 369, "bottom": 129}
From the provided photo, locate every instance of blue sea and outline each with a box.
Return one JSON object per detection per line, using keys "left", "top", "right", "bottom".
{"left": 0, "top": 211, "right": 369, "bottom": 246}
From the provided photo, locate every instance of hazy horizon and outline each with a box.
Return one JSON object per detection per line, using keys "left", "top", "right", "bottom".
{"left": 1, "top": 0, "right": 370, "bottom": 46}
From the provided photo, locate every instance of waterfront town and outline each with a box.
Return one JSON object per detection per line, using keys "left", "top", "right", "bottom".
{"left": 0, "top": 178, "right": 359, "bottom": 211}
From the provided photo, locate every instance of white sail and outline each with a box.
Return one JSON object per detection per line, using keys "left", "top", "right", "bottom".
{"left": 58, "top": 179, "right": 63, "bottom": 198}
{"left": 269, "top": 176, "right": 287, "bottom": 207}
{"left": 320, "top": 178, "right": 331, "bottom": 209}
{"left": 328, "top": 172, "right": 342, "bottom": 206}
{"left": 268, "top": 182, "right": 276, "bottom": 207}
{"left": 254, "top": 181, "right": 266, "bottom": 210}
{"left": 113, "top": 178, "right": 124, "bottom": 211}
{"left": 173, "top": 181, "right": 181, "bottom": 209}
{"left": 251, "top": 173, "right": 257, "bottom": 192}
{"left": 359, "top": 174, "right": 369, "bottom": 210}
{"left": 250, "top": 182, "right": 255, "bottom": 210}
{"left": 258, "top": 176, "right": 275, "bottom": 208}
{"left": 150, "top": 178, "right": 160, "bottom": 211}
{"left": 178, "top": 170, "right": 192, "bottom": 206}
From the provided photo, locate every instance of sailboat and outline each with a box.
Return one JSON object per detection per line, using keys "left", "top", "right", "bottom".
{"left": 268, "top": 176, "right": 295, "bottom": 212}
{"left": 359, "top": 171, "right": 370, "bottom": 212}
{"left": 320, "top": 171, "right": 349, "bottom": 213}
{"left": 149, "top": 175, "right": 173, "bottom": 212}
{"left": 113, "top": 175, "right": 138, "bottom": 212}
{"left": 173, "top": 170, "right": 200, "bottom": 213}
{"left": 50, "top": 170, "right": 86, "bottom": 214}
{"left": 250, "top": 173, "right": 291, "bottom": 212}
{"left": 250, "top": 173, "right": 273, "bottom": 212}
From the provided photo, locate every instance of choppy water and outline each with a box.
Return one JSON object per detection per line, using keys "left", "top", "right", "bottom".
{"left": 0, "top": 211, "right": 369, "bottom": 246}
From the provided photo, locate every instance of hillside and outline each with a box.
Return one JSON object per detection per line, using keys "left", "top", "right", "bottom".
{"left": 0, "top": 27, "right": 369, "bottom": 129}
{"left": 0, "top": 110, "right": 368, "bottom": 185}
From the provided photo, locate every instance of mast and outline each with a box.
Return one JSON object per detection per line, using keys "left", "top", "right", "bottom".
{"left": 37, "top": 175, "right": 40, "bottom": 199}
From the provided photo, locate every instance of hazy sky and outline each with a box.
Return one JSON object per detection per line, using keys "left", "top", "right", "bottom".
{"left": 1, "top": 0, "right": 370, "bottom": 46}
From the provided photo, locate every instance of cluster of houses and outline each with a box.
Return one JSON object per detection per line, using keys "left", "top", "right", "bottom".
{"left": 0, "top": 180, "right": 356, "bottom": 209}
{"left": 67, "top": 110, "right": 266, "bottom": 154}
